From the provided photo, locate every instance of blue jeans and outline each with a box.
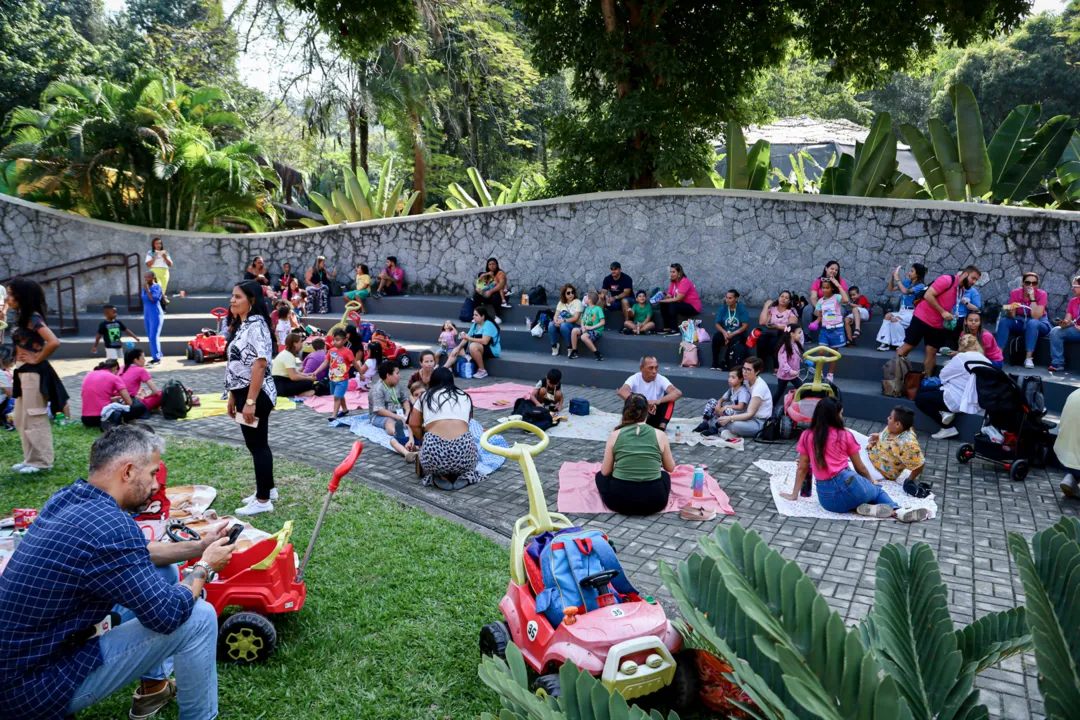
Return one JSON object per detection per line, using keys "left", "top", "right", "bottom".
{"left": 67, "top": 565, "right": 219, "bottom": 719}
{"left": 996, "top": 316, "right": 1051, "bottom": 355}
{"left": 814, "top": 468, "right": 899, "bottom": 514}
{"left": 1050, "top": 325, "right": 1080, "bottom": 367}
{"left": 549, "top": 321, "right": 578, "bottom": 348}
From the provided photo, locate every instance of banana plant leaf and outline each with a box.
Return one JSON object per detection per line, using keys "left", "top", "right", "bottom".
{"left": 507, "top": 175, "right": 523, "bottom": 203}
{"left": 850, "top": 131, "right": 897, "bottom": 197}
{"left": 929, "top": 119, "right": 967, "bottom": 201}
{"left": 346, "top": 176, "right": 371, "bottom": 220}
{"left": 725, "top": 121, "right": 749, "bottom": 191}
{"left": 853, "top": 112, "right": 892, "bottom": 183}
{"left": 374, "top": 157, "right": 391, "bottom": 217}
{"left": 746, "top": 140, "right": 772, "bottom": 191}
{"left": 307, "top": 191, "right": 342, "bottom": 224}
{"left": 1006, "top": 518, "right": 1080, "bottom": 719}
{"left": 987, "top": 104, "right": 1041, "bottom": 190}
{"left": 332, "top": 188, "right": 360, "bottom": 223}
{"left": 400, "top": 191, "right": 421, "bottom": 215}
{"left": 384, "top": 180, "right": 403, "bottom": 218}
{"left": 900, "top": 124, "right": 948, "bottom": 201}
{"left": 995, "top": 115, "right": 1079, "bottom": 203}
{"left": 951, "top": 84, "right": 992, "bottom": 196}
{"left": 468, "top": 166, "right": 494, "bottom": 206}
{"left": 819, "top": 154, "right": 854, "bottom": 196}
{"left": 448, "top": 182, "right": 480, "bottom": 208}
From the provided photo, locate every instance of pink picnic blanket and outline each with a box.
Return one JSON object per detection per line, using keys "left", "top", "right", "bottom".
{"left": 465, "top": 382, "right": 535, "bottom": 410}
{"left": 557, "top": 462, "right": 734, "bottom": 515}
{"left": 302, "top": 391, "right": 369, "bottom": 413}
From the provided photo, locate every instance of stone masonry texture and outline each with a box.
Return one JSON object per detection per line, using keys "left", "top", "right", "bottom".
{"left": 2, "top": 190, "right": 1079, "bottom": 316}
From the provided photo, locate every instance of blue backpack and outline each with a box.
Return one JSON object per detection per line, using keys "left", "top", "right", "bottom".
{"left": 534, "top": 529, "right": 638, "bottom": 628}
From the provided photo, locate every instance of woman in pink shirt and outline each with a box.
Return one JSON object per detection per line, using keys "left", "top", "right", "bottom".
{"left": 947, "top": 312, "right": 1003, "bottom": 368}
{"left": 657, "top": 263, "right": 701, "bottom": 335}
{"left": 754, "top": 290, "right": 799, "bottom": 370}
{"left": 80, "top": 359, "right": 141, "bottom": 428}
{"left": 801, "top": 260, "right": 850, "bottom": 332}
{"left": 780, "top": 398, "right": 928, "bottom": 522}
{"left": 995, "top": 271, "right": 1052, "bottom": 369}
{"left": 121, "top": 348, "right": 163, "bottom": 411}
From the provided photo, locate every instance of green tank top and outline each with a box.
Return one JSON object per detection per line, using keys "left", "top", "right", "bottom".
{"left": 612, "top": 423, "right": 662, "bottom": 482}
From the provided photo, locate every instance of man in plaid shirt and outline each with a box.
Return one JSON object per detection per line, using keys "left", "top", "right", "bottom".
{"left": 0, "top": 427, "right": 235, "bottom": 719}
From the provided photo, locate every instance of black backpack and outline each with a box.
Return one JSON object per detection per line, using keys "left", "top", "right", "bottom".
{"left": 722, "top": 340, "right": 748, "bottom": 371}
{"left": 527, "top": 286, "right": 547, "bottom": 306}
{"left": 1021, "top": 375, "right": 1046, "bottom": 416}
{"left": 512, "top": 397, "right": 555, "bottom": 430}
{"left": 161, "top": 380, "right": 192, "bottom": 420}
{"left": 532, "top": 308, "right": 555, "bottom": 332}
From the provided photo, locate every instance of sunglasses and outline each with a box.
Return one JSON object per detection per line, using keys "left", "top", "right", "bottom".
{"left": 1024, "top": 279, "right": 1038, "bottom": 285}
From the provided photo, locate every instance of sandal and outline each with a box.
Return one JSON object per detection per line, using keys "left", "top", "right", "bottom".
{"left": 680, "top": 505, "right": 716, "bottom": 521}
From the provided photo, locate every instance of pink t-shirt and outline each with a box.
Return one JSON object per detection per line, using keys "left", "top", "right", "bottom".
{"left": 810, "top": 277, "right": 849, "bottom": 296}
{"left": 387, "top": 267, "right": 404, "bottom": 292}
{"left": 978, "top": 330, "right": 1004, "bottom": 363}
{"left": 913, "top": 274, "right": 959, "bottom": 329}
{"left": 1068, "top": 297, "right": 1080, "bottom": 325}
{"left": 667, "top": 277, "right": 702, "bottom": 312}
{"left": 1007, "top": 287, "right": 1049, "bottom": 318}
{"left": 797, "top": 427, "right": 861, "bottom": 480}
{"left": 121, "top": 365, "right": 151, "bottom": 396}
{"left": 81, "top": 369, "right": 126, "bottom": 418}
{"left": 769, "top": 307, "right": 798, "bottom": 327}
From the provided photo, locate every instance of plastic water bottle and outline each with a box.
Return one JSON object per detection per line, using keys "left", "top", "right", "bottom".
{"left": 692, "top": 467, "right": 704, "bottom": 498}
{"left": 650, "top": 291, "right": 664, "bottom": 305}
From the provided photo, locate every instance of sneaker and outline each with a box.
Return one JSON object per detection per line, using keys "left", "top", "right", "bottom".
{"left": 877, "top": 343, "right": 891, "bottom": 352}
{"left": 129, "top": 678, "right": 177, "bottom": 720}
{"left": 567, "top": 348, "right": 573, "bottom": 358}
{"left": 701, "top": 427, "right": 719, "bottom": 437}
{"left": 1061, "top": 473, "right": 1078, "bottom": 498}
{"left": 1024, "top": 358, "right": 1034, "bottom": 368}
{"left": 551, "top": 345, "right": 559, "bottom": 356}
{"left": 895, "top": 507, "right": 930, "bottom": 523}
{"left": 620, "top": 327, "right": 633, "bottom": 335}
{"left": 242, "top": 488, "right": 278, "bottom": 504}
{"left": 494, "top": 317, "right": 502, "bottom": 325}
{"left": 856, "top": 503, "right": 895, "bottom": 518}
{"left": 692, "top": 421, "right": 710, "bottom": 434}
{"left": 501, "top": 302, "right": 511, "bottom": 308}
{"left": 474, "top": 369, "right": 489, "bottom": 379}
{"left": 595, "top": 353, "right": 604, "bottom": 362}
{"left": 663, "top": 329, "right": 679, "bottom": 336}
{"left": 931, "top": 427, "right": 959, "bottom": 440}
{"left": 1048, "top": 365, "right": 1064, "bottom": 373}
{"left": 235, "top": 499, "right": 274, "bottom": 516}
{"left": 11, "top": 462, "right": 26, "bottom": 471}
{"left": 19, "top": 465, "right": 44, "bottom": 474}
{"left": 568, "top": 350, "right": 579, "bottom": 360}
{"left": 940, "top": 411, "right": 956, "bottom": 426}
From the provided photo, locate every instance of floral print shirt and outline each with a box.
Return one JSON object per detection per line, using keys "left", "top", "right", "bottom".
{"left": 223, "top": 315, "right": 277, "bottom": 403}
{"left": 867, "top": 428, "right": 924, "bottom": 481}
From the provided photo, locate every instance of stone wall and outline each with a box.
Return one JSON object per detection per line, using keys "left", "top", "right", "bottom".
{"left": 2, "top": 189, "right": 1079, "bottom": 315}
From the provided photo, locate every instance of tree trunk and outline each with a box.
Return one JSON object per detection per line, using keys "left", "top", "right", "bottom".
{"left": 359, "top": 109, "right": 369, "bottom": 172}
{"left": 348, "top": 107, "right": 358, "bottom": 175}
{"left": 466, "top": 95, "right": 479, "bottom": 168}
{"left": 540, "top": 124, "right": 548, "bottom": 176}
{"left": 410, "top": 111, "right": 426, "bottom": 214}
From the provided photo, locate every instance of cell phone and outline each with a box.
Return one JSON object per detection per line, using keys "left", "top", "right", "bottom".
{"left": 226, "top": 524, "right": 244, "bottom": 545}
{"left": 233, "top": 413, "right": 260, "bottom": 428}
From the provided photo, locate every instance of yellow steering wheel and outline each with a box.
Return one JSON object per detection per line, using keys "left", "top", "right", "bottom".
{"left": 480, "top": 419, "right": 550, "bottom": 459}
{"left": 795, "top": 345, "right": 842, "bottom": 399}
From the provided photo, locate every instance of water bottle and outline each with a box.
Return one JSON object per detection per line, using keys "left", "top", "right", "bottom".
{"left": 692, "top": 467, "right": 704, "bottom": 498}
{"left": 650, "top": 291, "right": 664, "bottom": 305}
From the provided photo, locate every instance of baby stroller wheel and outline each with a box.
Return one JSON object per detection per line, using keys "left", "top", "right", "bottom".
{"left": 1010, "top": 460, "right": 1029, "bottom": 482}
{"left": 956, "top": 444, "right": 974, "bottom": 463}
{"left": 779, "top": 415, "right": 794, "bottom": 440}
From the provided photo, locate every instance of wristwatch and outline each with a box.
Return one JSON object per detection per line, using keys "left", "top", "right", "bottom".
{"left": 245, "top": 398, "right": 256, "bottom": 406}
{"left": 193, "top": 560, "right": 217, "bottom": 582}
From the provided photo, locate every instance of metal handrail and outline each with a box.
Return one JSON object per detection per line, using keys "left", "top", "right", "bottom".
{"left": 1, "top": 252, "right": 143, "bottom": 335}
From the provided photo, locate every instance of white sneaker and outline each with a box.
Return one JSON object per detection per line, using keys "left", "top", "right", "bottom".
{"left": 856, "top": 503, "right": 895, "bottom": 518}
{"left": 940, "top": 411, "right": 956, "bottom": 426}
{"left": 494, "top": 317, "right": 502, "bottom": 325}
{"left": 474, "top": 369, "right": 489, "bottom": 379}
{"left": 1023, "top": 358, "right": 1034, "bottom": 369}
{"left": 242, "top": 488, "right": 278, "bottom": 504}
{"left": 235, "top": 499, "right": 274, "bottom": 516}
{"left": 11, "top": 462, "right": 26, "bottom": 471}
{"left": 551, "top": 345, "right": 559, "bottom": 356}
{"left": 896, "top": 507, "right": 930, "bottom": 523}
{"left": 19, "top": 465, "right": 44, "bottom": 474}
{"left": 932, "top": 427, "right": 959, "bottom": 440}
{"left": 877, "top": 343, "right": 891, "bottom": 352}
{"left": 1061, "top": 473, "right": 1078, "bottom": 498}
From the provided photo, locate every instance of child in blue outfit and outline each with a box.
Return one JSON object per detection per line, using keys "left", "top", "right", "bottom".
{"left": 813, "top": 277, "right": 844, "bottom": 381}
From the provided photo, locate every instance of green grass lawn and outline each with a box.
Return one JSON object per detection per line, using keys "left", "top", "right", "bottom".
{"left": 0, "top": 427, "right": 508, "bottom": 719}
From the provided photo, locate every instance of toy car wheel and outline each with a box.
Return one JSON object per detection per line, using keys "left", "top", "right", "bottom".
{"left": 779, "top": 415, "right": 794, "bottom": 440}
{"left": 194, "top": 348, "right": 205, "bottom": 364}
{"left": 398, "top": 353, "right": 411, "bottom": 368}
{"left": 479, "top": 621, "right": 510, "bottom": 659}
{"left": 218, "top": 612, "right": 277, "bottom": 664}
{"left": 956, "top": 444, "right": 974, "bottom": 464}
{"left": 186, "top": 345, "right": 194, "bottom": 361}
{"left": 532, "top": 673, "right": 561, "bottom": 699}
{"left": 664, "top": 651, "right": 701, "bottom": 711}
{"left": 1010, "top": 460, "right": 1029, "bottom": 482}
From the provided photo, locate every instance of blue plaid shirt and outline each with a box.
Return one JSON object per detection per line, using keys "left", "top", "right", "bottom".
{"left": 0, "top": 480, "right": 195, "bottom": 719}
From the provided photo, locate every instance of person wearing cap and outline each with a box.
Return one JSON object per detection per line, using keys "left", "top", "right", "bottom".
{"left": 996, "top": 271, "right": 1052, "bottom": 369}
{"left": 1049, "top": 274, "right": 1080, "bottom": 373}
{"left": 598, "top": 262, "right": 634, "bottom": 323}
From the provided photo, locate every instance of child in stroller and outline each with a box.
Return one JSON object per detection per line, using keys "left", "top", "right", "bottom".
{"left": 955, "top": 362, "right": 1054, "bottom": 482}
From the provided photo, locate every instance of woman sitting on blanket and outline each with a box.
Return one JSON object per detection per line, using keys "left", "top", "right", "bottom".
{"left": 780, "top": 397, "right": 928, "bottom": 523}
{"left": 408, "top": 367, "right": 483, "bottom": 490}
{"left": 594, "top": 394, "right": 676, "bottom": 515}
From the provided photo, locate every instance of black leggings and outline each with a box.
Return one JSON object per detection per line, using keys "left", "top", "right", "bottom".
{"left": 755, "top": 327, "right": 786, "bottom": 370}
{"left": 272, "top": 375, "right": 314, "bottom": 397}
{"left": 595, "top": 471, "right": 671, "bottom": 515}
{"left": 773, "top": 377, "right": 803, "bottom": 407}
{"left": 710, "top": 332, "right": 746, "bottom": 369}
{"left": 473, "top": 292, "right": 502, "bottom": 320}
{"left": 81, "top": 399, "right": 148, "bottom": 428}
{"left": 658, "top": 301, "right": 698, "bottom": 331}
{"left": 914, "top": 386, "right": 952, "bottom": 427}
{"left": 231, "top": 388, "right": 274, "bottom": 500}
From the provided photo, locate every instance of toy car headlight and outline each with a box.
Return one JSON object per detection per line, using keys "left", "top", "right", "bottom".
{"left": 620, "top": 660, "right": 638, "bottom": 675}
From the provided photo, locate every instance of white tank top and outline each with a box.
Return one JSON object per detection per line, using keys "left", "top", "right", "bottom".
{"left": 420, "top": 390, "right": 472, "bottom": 426}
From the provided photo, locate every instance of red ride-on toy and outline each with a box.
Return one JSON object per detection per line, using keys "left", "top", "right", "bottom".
{"left": 186, "top": 307, "right": 230, "bottom": 364}
{"left": 370, "top": 329, "right": 411, "bottom": 368}
{"left": 478, "top": 421, "right": 696, "bottom": 706}
{"left": 173, "top": 441, "right": 363, "bottom": 663}
{"left": 779, "top": 345, "right": 842, "bottom": 440}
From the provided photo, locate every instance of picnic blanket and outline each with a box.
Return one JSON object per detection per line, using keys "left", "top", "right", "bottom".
{"left": 465, "top": 382, "right": 536, "bottom": 410}
{"left": 329, "top": 416, "right": 510, "bottom": 476}
{"left": 302, "top": 391, "right": 369, "bottom": 413}
{"left": 184, "top": 394, "right": 296, "bottom": 420}
{"left": 533, "top": 409, "right": 743, "bottom": 450}
{"left": 557, "top": 461, "right": 735, "bottom": 515}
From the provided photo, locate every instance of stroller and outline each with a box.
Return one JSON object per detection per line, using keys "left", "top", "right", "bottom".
{"left": 955, "top": 362, "right": 1055, "bottom": 482}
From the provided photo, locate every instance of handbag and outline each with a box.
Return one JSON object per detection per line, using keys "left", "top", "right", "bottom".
{"left": 696, "top": 328, "right": 711, "bottom": 343}
{"left": 904, "top": 371, "right": 924, "bottom": 401}
{"left": 680, "top": 341, "right": 699, "bottom": 367}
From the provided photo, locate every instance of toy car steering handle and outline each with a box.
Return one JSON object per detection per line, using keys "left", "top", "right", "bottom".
{"left": 802, "top": 346, "right": 842, "bottom": 363}
{"left": 166, "top": 521, "right": 200, "bottom": 543}
{"left": 328, "top": 441, "right": 363, "bottom": 492}
{"left": 210, "top": 307, "right": 229, "bottom": 319}
{"left": 480, "top": 420, "right": 550, "bottom": 459}
{"left": 581, "top": 569, "right": 620, "bottom": 590}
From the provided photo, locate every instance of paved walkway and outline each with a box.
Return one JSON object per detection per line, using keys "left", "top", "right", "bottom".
{"left": 55, "top": 360, "right": 1075, "bottom": 718}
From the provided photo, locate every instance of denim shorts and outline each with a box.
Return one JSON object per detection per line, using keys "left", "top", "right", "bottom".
{"left": 819, "top": 326, "right": 846, "bottom": 349}
{"left": 330, "top": 380, "right": 349, "bottom": 398}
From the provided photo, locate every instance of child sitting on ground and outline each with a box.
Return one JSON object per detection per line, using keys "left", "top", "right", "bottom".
{"left": 530, "top": 368, "right": 564, "bottom": 413}
{"left": 313, "top": 329, "right": 363, "bottom": 420}
{"left": 438, "top": 320, "right": 457, "bottom": 355}
{"left": 92, "top": 304, "right": 140, "bottom": 359}
{"left": 866, "top": 406, "right": 926, "bottom": 494}
{"left": 301, "top": 337, "right": 328, "bottom": 381}
{"left": 408, "top": 376, "right": 427, "bottom": 404}
{"left": 359, "top": 341, "right": 384, "bottom": 390}
{"left": 0, "top": 348, "right": 13, "bottom": 430}
{"left": 622, "top": 290, "right": 656, "bottom": 335}
{"left": 694, "top": 368, "right": 750, "bottom": 436}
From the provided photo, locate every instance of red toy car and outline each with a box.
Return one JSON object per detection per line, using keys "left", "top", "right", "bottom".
{"left": 174, "top": 441, "right": 362, "bottom": 663}
{"left": 186, "top": 307, "right": 230, "bottom": 364}
{"left": 371, "top": 329, "right": 411, "bottom": 368}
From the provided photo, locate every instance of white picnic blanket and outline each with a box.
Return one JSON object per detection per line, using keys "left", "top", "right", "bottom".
{"left": 513, "top": 409, "right": 743, "bottom": 451}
